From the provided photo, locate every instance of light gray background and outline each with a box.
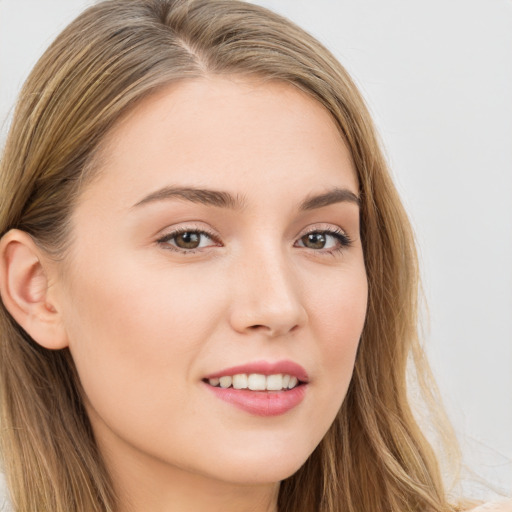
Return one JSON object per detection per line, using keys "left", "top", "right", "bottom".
{"left": 0, "top": 0, "right": 511, "bottom": 505}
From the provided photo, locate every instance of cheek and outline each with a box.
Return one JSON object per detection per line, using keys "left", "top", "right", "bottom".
{"left": 60, "top": 256, "right": 227, "bottom": 417}
{"left": 311, "top": 261, "right": 367, "bottom": 343}
{"left": 307, "top": 264, "right": 367, "bottom": 414}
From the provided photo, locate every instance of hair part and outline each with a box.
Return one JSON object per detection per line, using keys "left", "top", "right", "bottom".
{"left": 0, "top": 1, "right": 460, "bottom": 510}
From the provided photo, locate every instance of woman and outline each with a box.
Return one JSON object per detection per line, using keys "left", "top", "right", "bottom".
{"left": 0, "top": 1, "right": 508, "bottom": 511}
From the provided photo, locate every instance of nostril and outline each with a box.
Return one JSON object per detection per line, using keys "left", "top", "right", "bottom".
{"left": 247, "top": 323, "right": 300, "bottom": 338}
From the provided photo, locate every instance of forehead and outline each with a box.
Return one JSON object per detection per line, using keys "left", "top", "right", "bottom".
{"left": 79, "top": 76, "right": 358, "bottom": 210}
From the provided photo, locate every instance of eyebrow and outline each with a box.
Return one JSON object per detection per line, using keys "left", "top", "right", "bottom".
{"left": 132, "top": 185, "right": 360, "bottom": 211}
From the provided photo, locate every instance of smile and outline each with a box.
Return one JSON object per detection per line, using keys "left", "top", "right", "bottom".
{"left": 203, "top": 360, "right": 308, "bottom": 416}
{"left": 207, "top": 373, "right": 300, "bottom": 391}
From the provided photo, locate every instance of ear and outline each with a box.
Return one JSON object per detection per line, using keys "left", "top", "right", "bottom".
{"left": 0, "top": 229, "right": 68, "bottom": 350}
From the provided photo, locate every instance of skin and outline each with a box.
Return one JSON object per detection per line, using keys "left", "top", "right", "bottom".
{"left": 17, "top": 78, "right": 369, "bottom": 511}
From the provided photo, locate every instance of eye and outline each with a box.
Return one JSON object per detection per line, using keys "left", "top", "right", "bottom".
{"left": 157, "top": 228, "right": 219, "bottom": 253}
{"left": 295, "top": 228, "right": 352, "bottom": 254}
{"left": 157, "top": 226, "right": 352, "bottom": 255}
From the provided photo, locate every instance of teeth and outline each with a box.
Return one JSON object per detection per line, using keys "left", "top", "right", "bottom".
{"left": 219, "top": 376, "right": 232, "bottom": 388}
{"left": 232, "top": 374, "right": 248, "bottom": 389}
{"left": 288, "top": 376, "right": 298, "bottom": 389}
{"left": 266, "top": 374, "right": 283, "bottom": 391}
{"left": 208, "top": 373, "right": 300, "bottom": 391}
{"left": 248, "top": 373, "right": 266, "bottom": 391}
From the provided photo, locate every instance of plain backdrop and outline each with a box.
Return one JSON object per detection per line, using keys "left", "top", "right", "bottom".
{"left": 0, "top": 0, "right": 511, "bottom": 506}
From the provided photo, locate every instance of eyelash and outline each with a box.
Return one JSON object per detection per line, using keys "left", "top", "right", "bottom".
{"left": 156, "top": 226, "right": 353, "bottom": 256}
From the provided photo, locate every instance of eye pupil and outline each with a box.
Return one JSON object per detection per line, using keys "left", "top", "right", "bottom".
{"left": 302, "top": 232, "right": 326, "bottom": 249}
{"left": 176, "top": 232, "right": 200, "bottom": 249}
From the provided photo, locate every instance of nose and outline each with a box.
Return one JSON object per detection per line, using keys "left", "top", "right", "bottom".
{"left": 228, "top": 245, "right": 308, "bottom": 338}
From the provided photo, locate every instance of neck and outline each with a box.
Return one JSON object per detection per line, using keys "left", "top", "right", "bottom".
{"left": 116, "top": 471, "right": 279, "bottom": 512}
{"left": 115, "top": 466, "right": 279, "bottom": 512}
{"left": 98, "top": 434, "right": 279, "bottom": 512}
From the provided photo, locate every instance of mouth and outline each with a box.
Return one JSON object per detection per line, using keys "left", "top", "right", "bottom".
{"left": 202, "top": 360, "right": 308, "bottom": 416}
{"left": 204, "top": 373, "right": 302, "bottom": 391}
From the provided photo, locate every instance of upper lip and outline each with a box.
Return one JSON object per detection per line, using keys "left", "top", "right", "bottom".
{"left": 204, "top": 360, "right": 309, "bottom": 383}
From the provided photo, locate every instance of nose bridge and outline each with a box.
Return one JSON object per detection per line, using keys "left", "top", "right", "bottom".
{"left": 229, "top": 235, "right": 308, "bottom": 336}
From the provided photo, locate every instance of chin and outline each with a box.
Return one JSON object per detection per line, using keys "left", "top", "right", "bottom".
{"left": 202, "top": 443, "right": 314, "bottom": 486}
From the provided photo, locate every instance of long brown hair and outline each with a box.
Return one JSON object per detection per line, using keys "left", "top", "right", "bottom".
{"left": 0, "top": 1, "right": 459, "bottom": 510}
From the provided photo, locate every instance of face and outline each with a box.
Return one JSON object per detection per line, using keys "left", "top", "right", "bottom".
{"left": 55, "top": 77, "right": 367, "bottom": 488}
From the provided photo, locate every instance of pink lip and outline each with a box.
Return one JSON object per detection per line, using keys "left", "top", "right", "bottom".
{"left": 204, "top": 360, "right": 309, "bottom": 382}
{"left": 204, "top": 383, "right": 307, "bottom": 417}
{"left": 203, "top": 360, "right": 309, "bottom": 417}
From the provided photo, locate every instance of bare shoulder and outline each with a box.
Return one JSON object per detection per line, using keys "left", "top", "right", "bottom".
{"left": 468, "top": 502, "right": 512, "bottom": 512}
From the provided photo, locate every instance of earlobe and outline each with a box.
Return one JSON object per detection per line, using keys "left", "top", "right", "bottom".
{"left": 0, "top": 229, "right": 68, "bottom": 350}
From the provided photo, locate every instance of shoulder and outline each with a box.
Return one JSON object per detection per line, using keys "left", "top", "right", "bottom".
{"left": 468, "top": 502, "right": 512, "bottom": 512}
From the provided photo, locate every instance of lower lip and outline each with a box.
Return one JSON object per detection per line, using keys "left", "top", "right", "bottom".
{"left": 204, "top": 383, "right": 307, "bottom": 417}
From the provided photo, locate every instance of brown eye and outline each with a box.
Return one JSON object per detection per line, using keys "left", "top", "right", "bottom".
{"left": 158, "top": 229, "right": 218, "bottom": 253}
{"left": 300, "top": 232, "right": 327, "bottom": 249}
{"left": 174, "top": 231, "right": 201, "bottom": 249}
{"left": 296, "top": 229, "right": 352, "bottom": 254}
